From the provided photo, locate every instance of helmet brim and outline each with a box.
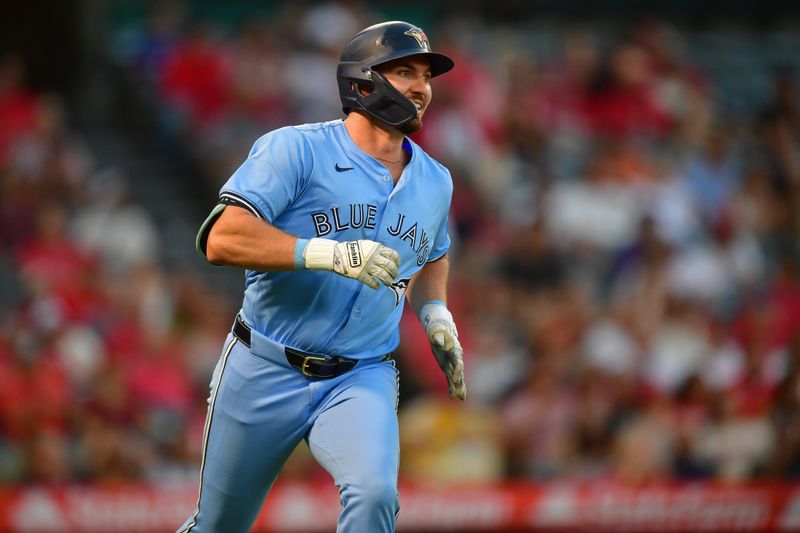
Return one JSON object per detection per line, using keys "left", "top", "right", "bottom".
{"left": 425, "top": 52, "right": 455, "bottom": 78}
{"left": 373, "top": 51, "right": 454, "bottom": 78}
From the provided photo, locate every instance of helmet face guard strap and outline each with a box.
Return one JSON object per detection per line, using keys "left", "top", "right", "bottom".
{"left": 353, "top": 70, "right": 419, "bottom": 127}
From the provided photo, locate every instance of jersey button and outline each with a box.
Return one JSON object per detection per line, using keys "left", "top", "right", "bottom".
{"left": 382, "top": 175, "right": 391, "bottom": 183}
{"left": 353, "top": 307, "right": 362, "bottom": 317}
{"left": 330, "top": 349, "right": 338, "bottom": 355}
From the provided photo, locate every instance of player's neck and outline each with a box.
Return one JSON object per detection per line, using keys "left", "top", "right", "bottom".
{"left": 343, "top": 113, "right": 407, "bottom": 166}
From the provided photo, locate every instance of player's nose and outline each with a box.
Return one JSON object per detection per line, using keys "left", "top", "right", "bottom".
{"left": 408, "top": 84, "right": 428, "bottom": 107}
{"left": 410, "top": 75, "right": 429, "bottom": 92}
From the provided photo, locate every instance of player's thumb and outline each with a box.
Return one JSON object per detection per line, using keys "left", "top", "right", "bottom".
{"left": 432, "top": 332, "right": 446, "bottom": 347}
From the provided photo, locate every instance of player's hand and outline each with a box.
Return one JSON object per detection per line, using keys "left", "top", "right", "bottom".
{"left": 303, "top": 238, "right": 400, "bottom": 289}
{"left": 421, "top": 302, "right": 466, "bottom": 400}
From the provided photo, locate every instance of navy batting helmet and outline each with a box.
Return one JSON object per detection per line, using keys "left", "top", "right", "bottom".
{"left": 337, "top": 21, "right": 454, "bottom": 128}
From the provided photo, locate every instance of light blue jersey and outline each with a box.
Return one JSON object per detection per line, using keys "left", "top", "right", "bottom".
{"left": 219, "top": 119, "right": 451, "bottom": 359}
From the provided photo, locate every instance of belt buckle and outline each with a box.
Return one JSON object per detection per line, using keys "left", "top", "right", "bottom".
{"left": 300, "top": 355, "right": 328, "bottom": 377}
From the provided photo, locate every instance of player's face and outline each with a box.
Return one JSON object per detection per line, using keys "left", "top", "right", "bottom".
{"left": 377, "top": 57, "right": 433, "bottom": 134}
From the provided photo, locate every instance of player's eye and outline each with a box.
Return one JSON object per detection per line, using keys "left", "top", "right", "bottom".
{"left": 423, "top": 73, "right": 432, "bottom": 82}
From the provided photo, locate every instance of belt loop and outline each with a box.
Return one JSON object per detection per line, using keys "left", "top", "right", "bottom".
{"left": 232, "top": 314, "right": 252, "bottom": 348}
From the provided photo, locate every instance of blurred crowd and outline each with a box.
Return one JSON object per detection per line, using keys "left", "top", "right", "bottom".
{"left": 3, "top": 0, "right": 800, "bottom": 487}
{"left": 0, "top": 49, "right": 234, "bottom": 483}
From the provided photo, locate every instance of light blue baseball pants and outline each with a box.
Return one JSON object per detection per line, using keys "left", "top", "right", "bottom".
{"left": 177, "top": 328, "right": 400, "bottom": 533}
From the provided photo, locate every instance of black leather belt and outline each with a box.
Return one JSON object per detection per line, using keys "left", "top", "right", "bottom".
{"left": 232, "top": 315, "right": 357, "bottom": 379}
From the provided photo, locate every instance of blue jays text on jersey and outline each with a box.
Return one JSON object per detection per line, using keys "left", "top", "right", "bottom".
{"left": 210, "top": 119, "right": 452, "bottom": 359}
{"left": 311, "top": 204, "right": 433, "bottom": 266}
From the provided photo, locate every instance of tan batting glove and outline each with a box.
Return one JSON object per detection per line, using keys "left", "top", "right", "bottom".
{"left": 302, "top": 238, "right": 400, "bottom": 289}
{"left": 421, "top": 301, "right": 466, "bottom": 400}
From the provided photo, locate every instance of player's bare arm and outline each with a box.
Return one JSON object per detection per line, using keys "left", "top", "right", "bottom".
{"left": 205, "top": 205, "right": 297, "bottom": 270}
{"left": 407, "top": 254, "right": 450, "bottom": 312}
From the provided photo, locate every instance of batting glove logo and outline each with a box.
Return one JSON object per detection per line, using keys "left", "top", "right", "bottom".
{"left": 346, "top": 241, "right": 363, "bottom": 268}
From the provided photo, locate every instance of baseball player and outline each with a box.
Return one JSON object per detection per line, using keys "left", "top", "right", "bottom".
{"left": 177, "top": 21, "right": 465, "bottom": 533}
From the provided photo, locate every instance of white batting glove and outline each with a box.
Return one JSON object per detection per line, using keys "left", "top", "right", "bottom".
{"left": 420, "top": 301, "right": 466, "bottom": 400}
{"left": 302, "top": 238, "right": 400, "bottom": 289}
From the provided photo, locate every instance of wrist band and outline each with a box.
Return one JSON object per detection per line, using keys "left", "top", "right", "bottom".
{"left": 294, "top": 239, "right": 309, "bottom": 270}
{"left": 424, "top": 299, "right": 447, "bottom": 307}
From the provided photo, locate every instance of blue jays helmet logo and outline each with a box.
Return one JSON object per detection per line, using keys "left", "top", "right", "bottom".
{"left": 404, "top": 27, "right": 431, "bottom": 51}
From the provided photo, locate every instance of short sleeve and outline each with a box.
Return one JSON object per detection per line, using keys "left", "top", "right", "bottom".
{"left": 428, "top": 171, "right": 453, "bottom": 262}
{"left": 218, "top": 126, "right": 314, "bottom": 222}
{"left": 428, "top": 211, "right": 451, "bottom": 262}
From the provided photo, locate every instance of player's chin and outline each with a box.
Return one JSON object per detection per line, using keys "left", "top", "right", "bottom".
{"left": 397, "top": 117, "right": 423, "bottom": 135}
